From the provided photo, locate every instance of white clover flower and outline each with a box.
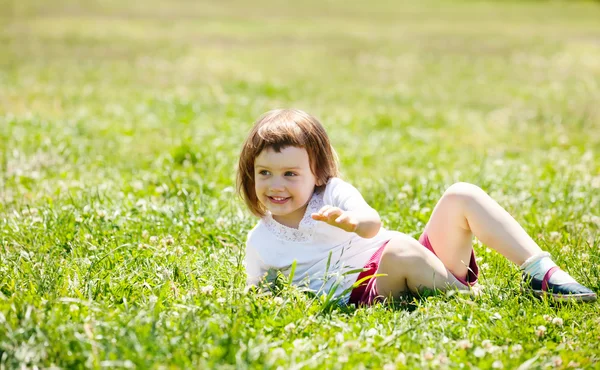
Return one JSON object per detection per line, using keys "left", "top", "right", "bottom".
{"left": 216, "top": 297, "right": 226, "bottom": 304}
{"left": 543, "top": 314, "right": 552, "bottom": 322}
{"left": 142, "top": 230, "right": 149, "bottom": 239}
{"left": 284, "top": 323, "right": 296, "bottom": 332}
{"left": 149, "top": 236, "right": 158, "bottom": 244}
{"left": 511, "top": 344, "right": 523, "bottom": 352}
{"left": 395, "top": 353, "right": 407, "bottom": 364}
{"left": 200, "top": 285, "right": 215, "bottom": 295}
{"left": 535, "top": 325, "right": 547, "bottom": 337}
{"left": 273, "top": 297, "right": 284, "bottom": 305}
{"left": 492, "top": 360, "right": 503, "bottom": 369}
{"left": 457, "top": 340, "right": 472, "bottom": 349}
{"left": 365, "top": 328, "right": 378, "bottom": 337}
{"left": 271, "top": 348, "right": 286, "bottom": 359}
{"left": 196, "top": 216, "right": 205, "bottom": 224}
{"left": 551, "top": 317, "right": 563, "bottom": 326}
{"left": 551, "top": 356, "right": 563, "bottom": 367}
{"left": 482, "top": 339, "right": 493, "bottom": 348}
{"left": 423, "top": 350, "right": 434, "bottom": 361}
{"left": 383, "top": 363, "right": 395, "bottom": 370}
{"left": 473, "top": 347, "right": 486, "bottom": 358}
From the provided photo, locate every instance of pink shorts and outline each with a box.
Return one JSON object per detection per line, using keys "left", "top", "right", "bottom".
{"left": 348, "top": 232, "right": 479, "bottom": 306}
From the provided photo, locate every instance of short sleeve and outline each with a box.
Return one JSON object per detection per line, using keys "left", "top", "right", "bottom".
{"left": 245, "top": 231, "right": 267, "bottom": 286}
{"left": 327, "top": 178, "right": 374, "bottom": 212}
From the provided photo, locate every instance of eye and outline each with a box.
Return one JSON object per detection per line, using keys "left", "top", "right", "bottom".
{"left": 284, "top": 171, "right": 297, "bottom": 177}
{"left": 258, "top": 170, "right": 270, "bottom": 176}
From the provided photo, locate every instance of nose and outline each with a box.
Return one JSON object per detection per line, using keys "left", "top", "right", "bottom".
{"left": 269, "top": 176, "right": 285, "bottom": 192}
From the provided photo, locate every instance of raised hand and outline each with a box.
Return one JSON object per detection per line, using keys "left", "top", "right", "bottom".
{"left": 311, "top": 205, "right": 359, "bottom": 233}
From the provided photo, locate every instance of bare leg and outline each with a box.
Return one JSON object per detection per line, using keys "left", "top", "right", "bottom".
{"left": 376, "top": 232, "right": 471, "bottom": 297}
{"left": 424, "top": 182, "right": 542, "bottom": 279}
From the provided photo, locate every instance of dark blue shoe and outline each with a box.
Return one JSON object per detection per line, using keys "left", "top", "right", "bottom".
{"left": 523, "top": 267, "right": 597, "bottom": 303}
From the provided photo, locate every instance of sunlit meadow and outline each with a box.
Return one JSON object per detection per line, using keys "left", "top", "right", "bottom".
{"left": 1, "top": 0, "right": 600, "bottom": 368}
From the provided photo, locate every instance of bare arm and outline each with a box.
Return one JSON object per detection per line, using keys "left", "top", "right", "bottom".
{"left": 311, "top": 205, "right": 381, "bottom": 239}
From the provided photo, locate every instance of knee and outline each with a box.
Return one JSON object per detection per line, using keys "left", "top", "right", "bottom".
{"left": 382, "top": 235, "right": 426, "bottom": 268}
{"left": 442, "top": 182, "right": 486, "bottom": 205}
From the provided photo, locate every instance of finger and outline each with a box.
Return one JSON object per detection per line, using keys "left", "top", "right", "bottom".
{"left": 317, "top": 205, "right": 332, "bottom": 216}
{"left": 323, "top": 207, "right": 342, "bottom": 218}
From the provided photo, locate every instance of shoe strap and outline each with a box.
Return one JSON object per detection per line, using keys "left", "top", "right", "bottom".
{"left": 542, "top": 266, "right": 560, "bottom": 292}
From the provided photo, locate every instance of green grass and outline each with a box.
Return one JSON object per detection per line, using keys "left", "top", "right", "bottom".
{"left": 1, "top": 0, "right": 600, "bottom": 368}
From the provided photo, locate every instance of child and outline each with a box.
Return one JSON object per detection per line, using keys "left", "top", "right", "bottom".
{"left": 237, "top": 108, "right": 597, "bottom": 305}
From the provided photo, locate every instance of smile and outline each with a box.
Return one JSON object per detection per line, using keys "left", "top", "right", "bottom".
{"left": 268, "top": 196, "right": 290, "bottom": 204}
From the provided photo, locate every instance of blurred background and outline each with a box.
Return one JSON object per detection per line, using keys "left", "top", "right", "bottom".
{"left": 1, "top": 0, "right": 599, "bottom": 216}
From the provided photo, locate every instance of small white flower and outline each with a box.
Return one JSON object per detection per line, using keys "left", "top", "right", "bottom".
{"left": 271, "top": 348, "right": 286, "bottom": 359}
{"left": 457, "top": 339, "right": 472, "bottom": 349}
{"left": 511, "top": 344, "right": 523, "bottom": 352}
{"left": 149, "top": 295, "right": 158, "bottom": 304}
{"left": 551, "top": 356, "right": 563, "bottom": 367}
{"left": 200, "top": 285, "right": 215, "bottom": 295}
{"left": 216, "top": 297, "right": 226, "bottom": 304}
{"left": 482, "top": 339, "right": 493, "bottom": 348}
{"left": 284, "top": 323, "right": 296, "bottom": 332}
{"left": 196, "top": 216, "right": 205, "bottom": 224}
{"left": 149, "top": 236, "right": 158, "bottom": 244}
{"left": 401, "top": 184, "right": 413, "bottom": 194}
{"left": 395, "top": 353, "right": 407, "bottom": 364}
{"left": 383, "top": 363, "right": 395, "bottom": 370}
{"left": 549, "top": 231, "right": 561, "bottom": 241}
{"left": 492, "top": 360, "right": 503, "bottom": 369}
{"left": 273, "top": 297, "right": 284, "bottom": 305}
{"left": 423, "top": 350, "right": 434, "bottom": 360}
{"left": 551, "top": 317, "right": 563, "bottom": 326}
{"left": 535, "top": 325, "right": 547, "bottom": 337}
{"left": 473, "top": 347, "right": 486, "bottom": 358}
{"left": 543, "top": 314, "right": 552, "bottom": 322}
{"left": 142, "top": 230, "right": 149, "bottom": 239}
{"left": 365, "top": 328, "right": 378, "bottom": 337}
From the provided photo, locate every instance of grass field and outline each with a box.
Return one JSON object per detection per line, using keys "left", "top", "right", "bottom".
{"left": 1, "top": 0, "right": 600, "bottom": 368}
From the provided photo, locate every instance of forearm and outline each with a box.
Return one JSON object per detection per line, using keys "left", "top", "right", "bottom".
{"left": 351, "top": 210, "right": 381, "bottom": 239}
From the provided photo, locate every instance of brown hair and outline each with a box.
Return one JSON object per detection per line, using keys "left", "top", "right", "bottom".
{"left": 237, "top": 108, "right": 339, "bottom": 217}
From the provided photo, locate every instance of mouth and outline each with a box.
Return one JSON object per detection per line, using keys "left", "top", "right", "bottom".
{"left": 268, "top": 196, "right": 290, "bottom": 204}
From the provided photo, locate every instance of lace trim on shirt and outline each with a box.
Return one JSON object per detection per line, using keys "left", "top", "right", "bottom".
{"left": 262, "top": 191, "right": 324, "bottom": 242}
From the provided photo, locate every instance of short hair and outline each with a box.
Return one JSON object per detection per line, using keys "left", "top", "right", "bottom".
{"left": 237, "top": 108, "right": 339, "bottom": 217}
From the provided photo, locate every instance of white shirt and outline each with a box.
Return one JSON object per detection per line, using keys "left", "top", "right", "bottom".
{"left": 244, "top": 177, "right": 394, "bottom": 304}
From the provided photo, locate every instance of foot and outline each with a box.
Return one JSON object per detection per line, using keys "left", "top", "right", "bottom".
{"left": 523, "top": 267, "right": 597, "bottom": 303}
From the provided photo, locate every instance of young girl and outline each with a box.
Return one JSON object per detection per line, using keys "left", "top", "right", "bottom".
{"left": 237, "top": 108, "right": 597, "bottom": 305}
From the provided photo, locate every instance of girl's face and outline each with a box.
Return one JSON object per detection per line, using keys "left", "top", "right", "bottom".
{"left": 254, "top": 146, "right": 319, "bottom": 228}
